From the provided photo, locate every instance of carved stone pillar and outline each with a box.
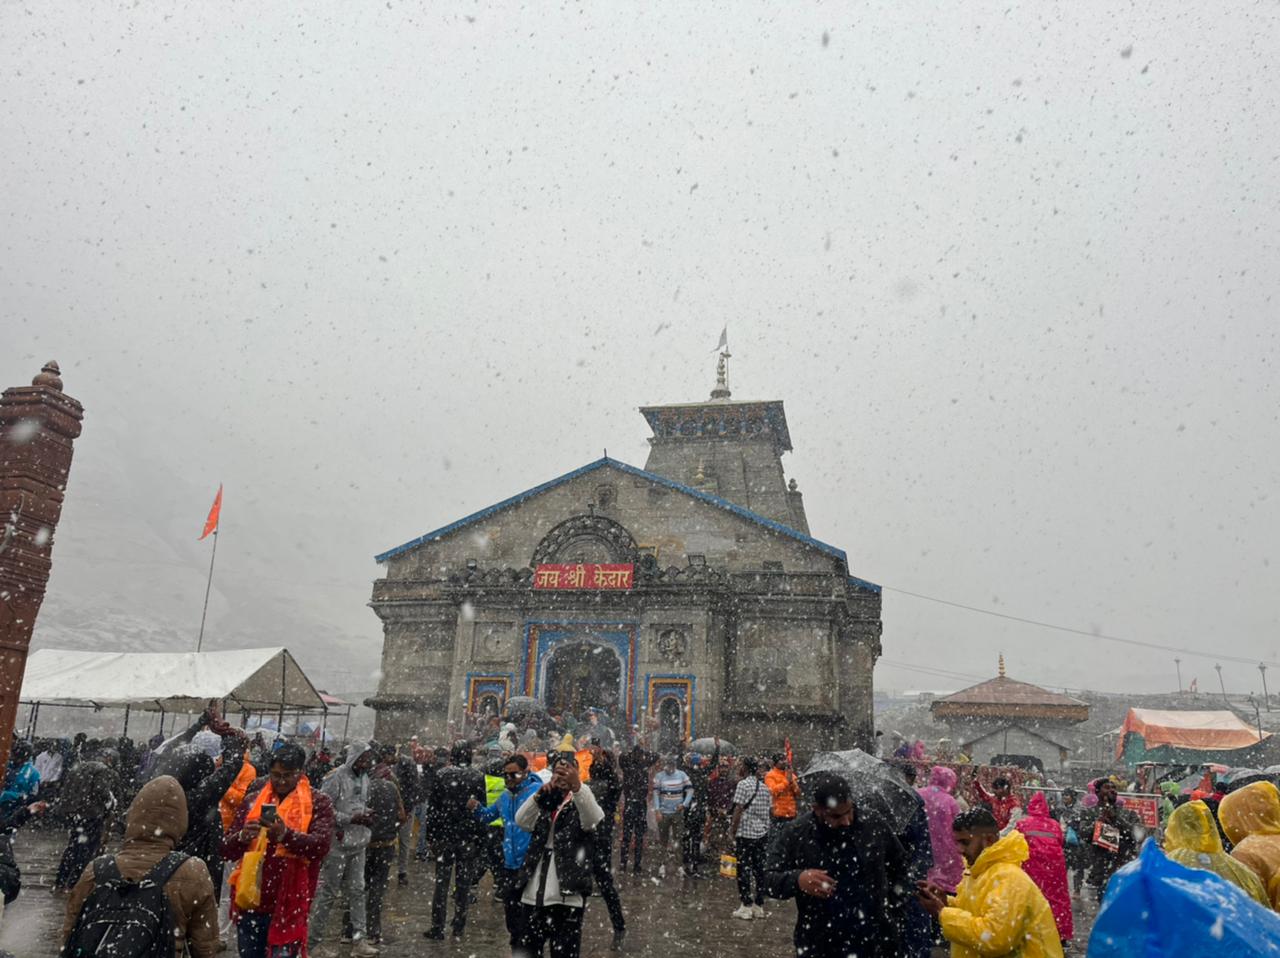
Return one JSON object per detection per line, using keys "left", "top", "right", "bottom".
{"left": 0, "top": 362, "right": 83, "bottom": 770}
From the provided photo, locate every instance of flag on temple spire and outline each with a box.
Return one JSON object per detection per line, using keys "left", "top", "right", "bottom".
{"left": 712, "top": 325, "right": 728, "bottom": 352}
{"left": 199, "top": 485, "right": 222, "bottom": 540}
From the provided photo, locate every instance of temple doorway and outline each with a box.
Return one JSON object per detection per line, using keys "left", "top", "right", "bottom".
{"left": 543, "top": 641, "right": 622, "bottom": 717}
{"left": 656, "top": 697, "right": 684, "bottom": 754}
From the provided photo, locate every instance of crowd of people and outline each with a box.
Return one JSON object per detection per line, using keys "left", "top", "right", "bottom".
{"left": 5, "top": 709, "right": 1280, "bottom": 957}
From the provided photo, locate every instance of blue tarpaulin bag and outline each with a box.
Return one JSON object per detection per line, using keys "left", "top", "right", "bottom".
{"left": 1088, "top": 839, "right": 1280, "bottom": 957}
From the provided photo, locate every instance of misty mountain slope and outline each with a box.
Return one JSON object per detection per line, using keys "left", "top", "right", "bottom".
{"left": 31, "top": 404, "right": 382, "bottom": 694}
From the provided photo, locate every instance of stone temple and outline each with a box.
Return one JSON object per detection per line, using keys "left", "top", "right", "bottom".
{"left": 368, "top": 358, "right": 883, "bottom": 753}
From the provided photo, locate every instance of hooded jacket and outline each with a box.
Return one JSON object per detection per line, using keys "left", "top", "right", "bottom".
{"left": 919, "top": 766, "right": 965, "bottom": 892}
{"left": 1166, "top": 799, "right": 1269, "bottom": 907}
{"left": 939, "top": 831, "right": 1064, "bottom": 958}
{"left": 62, "top": 775, "right": 219, "bottom": 958}
{"left": 1219, "top": 781, "right": 1280, "bottom": 908}
{"left": 322, "top": 741, "right": 373, "bottom": 850}
{"left": 1014, "top": 792, "right": 1073, "bottom": 941}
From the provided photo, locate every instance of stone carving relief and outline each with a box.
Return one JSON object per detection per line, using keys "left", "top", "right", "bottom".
{"left": 473, "top": 623, "right": 515, "bottom": 661}
{"left": 655, "top": 627, "right": 689, "bottom": 661}
{"left": 530, "top": 514, "right": 639, "bottom": 566}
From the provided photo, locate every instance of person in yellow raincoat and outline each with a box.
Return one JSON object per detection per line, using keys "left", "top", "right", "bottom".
{"left": 1219, "top": 781, "right": 1280, "bottom": 908}
{"left": 917, "top": 808, "right": 1064, "bottom": 958}
{"left": 1164, "top": 799, "right": 1270, "bottom": 907}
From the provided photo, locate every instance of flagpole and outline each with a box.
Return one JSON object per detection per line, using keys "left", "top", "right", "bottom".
{"left": 196, "top": 530, "right": 218, "bottom": 652}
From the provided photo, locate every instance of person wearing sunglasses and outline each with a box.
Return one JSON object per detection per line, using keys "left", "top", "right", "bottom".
{"left": 468, "top": 754, "right": 541, "bottom": 952}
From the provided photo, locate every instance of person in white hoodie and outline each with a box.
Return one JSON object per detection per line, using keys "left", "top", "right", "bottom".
{"left": 308, "top": 741, "right": 378, "bottom": 956}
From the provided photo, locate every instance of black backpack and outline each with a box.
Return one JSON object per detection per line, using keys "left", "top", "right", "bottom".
{"left": 61, "top": 851, "right": 187, "bottom": 958}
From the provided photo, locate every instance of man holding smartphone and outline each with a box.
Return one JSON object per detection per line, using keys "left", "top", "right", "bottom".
{"left": 513, "top": 753, "right": 604, "bottom": 958}
{"left": 222, "top": 744, "right": 335, "bottom": 958}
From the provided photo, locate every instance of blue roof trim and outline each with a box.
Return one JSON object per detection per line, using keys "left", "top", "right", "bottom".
{"left": 374, "top": 458, "right": 612, "bottom": 563}
{"left": 847, "top": 575, "right": 883, "bottom": 595}
{"left": 375, "top": 457, "right": 877, "bottom": 588}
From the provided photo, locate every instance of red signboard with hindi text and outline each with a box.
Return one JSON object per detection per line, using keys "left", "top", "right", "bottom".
{"left": 533, "top": 563, "right": 634, "bottom": 590}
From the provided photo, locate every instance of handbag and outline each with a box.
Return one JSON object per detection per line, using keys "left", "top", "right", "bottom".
{"left": 233, "top": 831, "right": 270, "bottom": 910}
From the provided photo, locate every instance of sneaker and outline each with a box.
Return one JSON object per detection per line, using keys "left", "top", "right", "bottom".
{"left": 352, "top": 941, "right": 380, "bottom": 957}
{"left": 732, "top": 905, "right": 754, "bottom": 920}
{"left": 751, "top": 904, "right": 766, "bottom": 919}
{"left": 423, "top": 928, "right": 445, "bottom": 941}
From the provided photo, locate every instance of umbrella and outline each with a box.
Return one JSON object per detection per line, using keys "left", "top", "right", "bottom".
{"left": 501, "top": 696, "right": 546, "bottom": 720}
{"left": 1222, "top": 767, "right": 1264, "bottom": 784}
{"left": 801, "top": 748, "right": 921, "bottom": 833}
{"left": 689, "top": 737, "right": 735, "bottom": 756}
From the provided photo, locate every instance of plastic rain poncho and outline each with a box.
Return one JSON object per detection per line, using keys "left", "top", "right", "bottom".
{"left": 919, "top": 765, "right": 965, "bottom": 892}
{"left": 1219, "top": 781, "right": 1280, "bottom": 909}
{"left": 939, "top": 830, "right": 1064, "bottom": 958}
{"left": 1015, "top": 792, "right": 1073, "bottom": 941}
{"left": 1165, "top": 800, "right": 1270, "bottom": 907}
{"left": 1088, "top": 839, "right": 1280, "bottom": 958}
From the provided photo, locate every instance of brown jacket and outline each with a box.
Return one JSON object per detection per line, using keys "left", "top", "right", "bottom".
{"left": 63, "top": 774, "right": 219, "bottom": 958}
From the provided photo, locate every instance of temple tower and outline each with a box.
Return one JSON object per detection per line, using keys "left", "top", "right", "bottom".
{"left": 639, "top": 348, "right": 809, "bottom": 533}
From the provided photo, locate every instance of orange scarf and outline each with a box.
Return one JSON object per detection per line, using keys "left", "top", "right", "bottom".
{"left": 219, "top": 755, "right": 259, "bottom": 831}
{"left": 245, "top": 775, "right": 313, "bottom": 855}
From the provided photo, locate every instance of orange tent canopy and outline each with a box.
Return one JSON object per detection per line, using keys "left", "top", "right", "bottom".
{"left": 1117, "top": 708, "right": 1268, "bottom": 759}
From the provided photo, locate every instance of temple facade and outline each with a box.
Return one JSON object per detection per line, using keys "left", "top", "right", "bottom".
{"left": 367, "top": 360, "right": 883, "bottom": 753}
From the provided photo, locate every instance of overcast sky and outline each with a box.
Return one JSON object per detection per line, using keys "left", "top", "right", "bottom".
{"left": 3, "top": 2, "right": 1277, "bottom": 698}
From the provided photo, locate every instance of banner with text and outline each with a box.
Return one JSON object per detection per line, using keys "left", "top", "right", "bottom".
{"left": 534, "top": 563, "right": 635, "bottom": 590}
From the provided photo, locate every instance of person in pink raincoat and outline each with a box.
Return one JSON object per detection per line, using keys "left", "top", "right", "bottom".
{"left": 1014, "top": 791, "right": 1073, "bottom": 942}
{"left": 1080, "top": 780, "right": 1099, "bottom": 808}
{"left": 917, "top": 766, "right": 965, "bottom": 892}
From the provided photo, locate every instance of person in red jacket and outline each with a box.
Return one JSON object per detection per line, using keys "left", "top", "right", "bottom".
{"left": 973, "top": 775, "right": 1023, "bottom": 831}
{"left": 221, "top": 744, "right": 336, "bottom": 958}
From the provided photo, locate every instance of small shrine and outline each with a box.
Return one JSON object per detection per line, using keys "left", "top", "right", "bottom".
{"left": 931, "top": 655, "right": 1089, "bottom": 772}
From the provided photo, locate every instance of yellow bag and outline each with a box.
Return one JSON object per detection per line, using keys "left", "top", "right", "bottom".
{"left": 233, "top": 832, "right": 270, "bottom": 910}
{"left": 719, "top": 854, "right": 738, "bottom": 878}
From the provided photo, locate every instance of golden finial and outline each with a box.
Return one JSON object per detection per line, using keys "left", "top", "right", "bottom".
{"left": 998, "top": 654, "right": 1006, "bottom": 678}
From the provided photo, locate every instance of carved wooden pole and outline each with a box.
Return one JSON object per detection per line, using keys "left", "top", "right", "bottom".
{"left": 0, "top": 362, "right": 83, "bottom": 771}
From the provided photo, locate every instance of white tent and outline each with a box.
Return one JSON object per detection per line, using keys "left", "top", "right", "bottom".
{"left": 19, "top": 647, "right": 325, "bottom": 714}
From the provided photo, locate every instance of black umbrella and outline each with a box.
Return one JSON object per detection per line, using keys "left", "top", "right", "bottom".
{"left": 501, "top": 696, "right": 546, "bottom": 720}
{"left": 689, "top": 737, "right": 735, "bottom": 756}
{"left": 801, "top": 748, "right": 921, "bottom": 833}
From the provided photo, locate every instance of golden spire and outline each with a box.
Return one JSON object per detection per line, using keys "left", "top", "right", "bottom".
{"left": 998, "top": 653, "right": 1006, "bottom": 678}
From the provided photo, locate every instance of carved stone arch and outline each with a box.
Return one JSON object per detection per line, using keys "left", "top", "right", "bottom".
{"left": 531, "top": 514, "right": 639, "bottom": 566}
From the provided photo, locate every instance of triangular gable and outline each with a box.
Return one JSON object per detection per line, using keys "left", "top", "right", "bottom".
{"left": 375, "top": 456, "right": 878, "bottom": 591}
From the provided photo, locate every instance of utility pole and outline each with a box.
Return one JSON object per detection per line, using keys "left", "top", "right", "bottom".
{"left": 1215, "top": 663, "right": 1228, "bottom": 705}
{"left": 1260, "top": 663, "right": 1271, "bottom": 711}
{"left": 1175, "top": 658, "right": 1183, "bottom": 694}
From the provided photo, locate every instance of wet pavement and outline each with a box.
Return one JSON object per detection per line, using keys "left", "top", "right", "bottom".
{"left": 2, "top": 827, "right": 1096, "bottom": 956}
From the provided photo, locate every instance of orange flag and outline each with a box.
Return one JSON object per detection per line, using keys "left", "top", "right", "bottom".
{"left": 199, "top": 485, "right": 222, "bottom": 540}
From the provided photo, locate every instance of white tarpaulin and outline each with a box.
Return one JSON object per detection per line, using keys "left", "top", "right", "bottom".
{"left": 20, "top": 647, "right": 325, "bottom": 714}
